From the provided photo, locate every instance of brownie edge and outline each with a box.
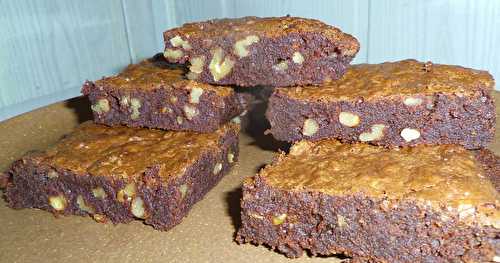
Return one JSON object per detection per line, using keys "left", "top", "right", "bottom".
{"left": 236, "top": 142, "right": 500, "bottom": 262}
{"left": 4, "top": 123, "right": 240, "bottom": 231}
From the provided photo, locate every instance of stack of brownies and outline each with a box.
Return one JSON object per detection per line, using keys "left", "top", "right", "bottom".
{"left": 3, "top": 16, "right": 499, "bottom": 262}
{"left": 3, "top": 44, "right": 250, "bottom": 230}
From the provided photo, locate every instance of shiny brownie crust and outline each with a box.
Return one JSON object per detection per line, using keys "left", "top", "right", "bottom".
{"left": 4, "top": 127, "right": 239, "bottom": 231}
{"left": 236, "top": 149, "right": 500, "bottom": 262}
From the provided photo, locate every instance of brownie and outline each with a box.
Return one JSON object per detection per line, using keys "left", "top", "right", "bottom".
{"left": 236, "top": 140, "right": 500, "bottom": 262}
{"left": 4, "top": 122, "right": 239, "bottom": 231}
{"left": 267, "top": 59, "right": 496, "bottom": 149}
{"left": 163, "top": 16, "right": 360, "bottom": 87}
{"left": 82, "top": 54, "right": 249, "bottom": 133}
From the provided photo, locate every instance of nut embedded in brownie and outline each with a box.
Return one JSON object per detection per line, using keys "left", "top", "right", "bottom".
{"left": 237, "top": 140, "right": 500, "bottom": 262}
{"left": 82, "top": 54, "right": 250, "bottom": 133}
{"left": 163, "top": 16, "right": 360, "bottom": 87}
{"left": 266, "top": 59, "right": 496, "bottom": 149}
{"left": 4, "top": 122, "right": 239, "bottom": 231}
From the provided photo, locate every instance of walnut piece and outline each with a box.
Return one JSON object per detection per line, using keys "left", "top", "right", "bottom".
{"left": 164, "top": 49, "right": 183, "bottom": 60}
{"left": 233, "top": 35, "right": 260, "bottom": 58}
{"left": 130, "top": 98, "right": 141, "bottom": 120}
{"left": 161, "top": 107, "right": 172, "bottom": 114}
{"left": 170, "top": 96, "right": 178, "bottom": 104}
{"left": 177, "top": 116, "right": 184, "bottom": 125}
{"left": 179, "top": 184, "right": 188, "bottom": 199}
{"left": 77, "top": 195, "right": 95, "bottom": 213}
{"left": 273, "top": 61, "right": 289, "bottom": 71}
{"left": 337, "top": 214, "right": 348, "bottom": 228}
{"left": 338, "top": 112, "right": 360, "bottom": 127}
{"left": 169, "top": 35, "right": 191, "bottom": 50}
{"left": 189, "top": 87, "right": 204, "bottom": 104}
{"left": 400, "top": 128, "right": 421, "bottom": 142}
{"left": 249, "top": 213, "right": 264, "bottom": 220}
{"left": 183, "top": 105, "right": 199, "bottom": 120}
{"left": 47, "top": 170, "right": 58, "bottom": 179}
{"left": 231, "top": 116, "right": 241, "bottom": 124}
{"left": 117, "top": 182, "right": 136, "bottom": 202}
{"left": 92, "top": 187, "right": 107, "bottom": 199}
{"left": 120, "top": 95, "right": 130, "bottom": 106}
{"left": 302, "top": 119, "right": 319, "bottom": 136}
{"left": 91, "top": 99, "right": 110, "bottom": 114}
{"left": 227, "top": 152, "right": 234, "bottom": 164}
{"left": 131, "top": 197, "right": 146, "bottom": 219}
{"left": 292, "top": 52, "right": 304, "bottom": 64}
{"left": 359, "top": 124, "right": 386, "bottom": 142}
{"left": 272, "top": 213, "right": 287, "bottom": 225}
{"left": 403, "top": 97, "right": 423, "bottom": 106}
{"left": 187, "top": 56, "right": 206, "bottom": 80}
{"left": 49, "top": 195, "right": 67, "bottom": 211}
{"left": 209, "top": 48, "right": 235, "bottom": 81}
{"left": 213, "top": 163, "right": 223, "bottom": 175}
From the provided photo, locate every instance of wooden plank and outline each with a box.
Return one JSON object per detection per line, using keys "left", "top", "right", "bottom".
{"left": 367, "top": 0, "right": 500, "bottom": 90}
{"left": 0, "top": 0, "right": 131, "bottom": 115}
{"left": 225, "top": 0, "right": 370, "bottom": 63}
{"left": 121, "top": 0, "right": 164, "bottom": 63}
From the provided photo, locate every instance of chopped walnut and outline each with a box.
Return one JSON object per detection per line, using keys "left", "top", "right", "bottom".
{"left": 164, "top": 49, "right": 183, "bottom": 60}
{"left": 302, "top": 119, "right": 319, "bottom": 136}
{"left": 359, "top": 124, "right": 386, "bottom": 142}
{"left": 338, "top": 112, "right": 360, "bottom": 127}
{"left": 91, "top": 99, "right": 110, "bottom": 114}
{"left": 292, "top": 52, "right": 304, "bottom": 64}
{"left": 400, "top": 128, "right": 421, "bottom": 142}
{"left": 233, "top": 35, "right": 260, "bottom": 58}
{"left": 209, "top": 48, "right": 235, "bottom": 81}
{"left": 169, "top": 35, "right": 192, "bottom": 50}
{"left": 189, "top": 87, "right": 204, "bottom": 104}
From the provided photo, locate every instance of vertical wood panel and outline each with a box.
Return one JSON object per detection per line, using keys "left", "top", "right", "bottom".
{"left": 121, "top": 0, "right": 156, "bottom": 63}
{"left": 0, "top": 0, "right": 131, "bottom": 119}
{"left": 368, "top": 0, "right": 500, "bottom": 88}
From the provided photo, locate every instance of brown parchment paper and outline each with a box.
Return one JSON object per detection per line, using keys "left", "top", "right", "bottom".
{"left": 0, "top": 93, "right": 498, "bottom": 263}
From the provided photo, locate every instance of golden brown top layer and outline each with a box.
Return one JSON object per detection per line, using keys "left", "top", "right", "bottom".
{"left": 277, "top": 60, "right": 494, "bottom": 101}
{"left": 30, "top": 122, "right": 238, "bottom": 183}
{"left": 164, "top": 16, "right": 359, "bottom": 57}
{"left": 259, "top": 140, "right": 499, "bottom": 227}
{"left": 93, "top": 56, "right": 233, "bottom": 96}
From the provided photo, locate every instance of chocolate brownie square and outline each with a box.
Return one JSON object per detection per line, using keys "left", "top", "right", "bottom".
{"left": 163, "top": 16, "right": 359, "bottom": 87}
{"left": 4, "top": 122, "right": 239, "bottom": 231}
{"left": 267, "top": 59, "right": 496, "bottom": 149}
{"left": 237, "top": 140, "right": 500, "bottom": 261}
{"left": 82, "top": 54, "right": 249, "bottom": 132}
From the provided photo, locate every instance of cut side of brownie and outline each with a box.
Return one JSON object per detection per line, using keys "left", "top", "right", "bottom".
{"left": 267, "top": 59, "right": 496, "bottom": 149}
{"left": 4, "top": 122, "right": 239, "bottom": 231}
{"left": 163, "top": 16, "right": 359, "bottom": 87}
{"left": 237, "top": 140, "right": 500, "bottom": 262}
{"left": 82, "top": 54, "right": 249, "bottom": 133}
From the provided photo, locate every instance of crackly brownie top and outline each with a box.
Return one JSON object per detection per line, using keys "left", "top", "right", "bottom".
{"left": 164, "top": 16, "right": 359, "bottom": 57}
{"left": 276, "top": 59, "right": 494, "bottom": 101}
{"left": 91, "top": 55, "right": 232, "bottom": 96}
{"left": 28, "top": 122, "right": 238, "bottom": 183}
{"left": 259, "top": 140, "right": 499, "bottom": 227}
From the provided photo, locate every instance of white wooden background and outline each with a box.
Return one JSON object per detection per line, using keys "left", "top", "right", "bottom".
{"left": 1, "top": 0, "right": 499, "bottom": 120}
